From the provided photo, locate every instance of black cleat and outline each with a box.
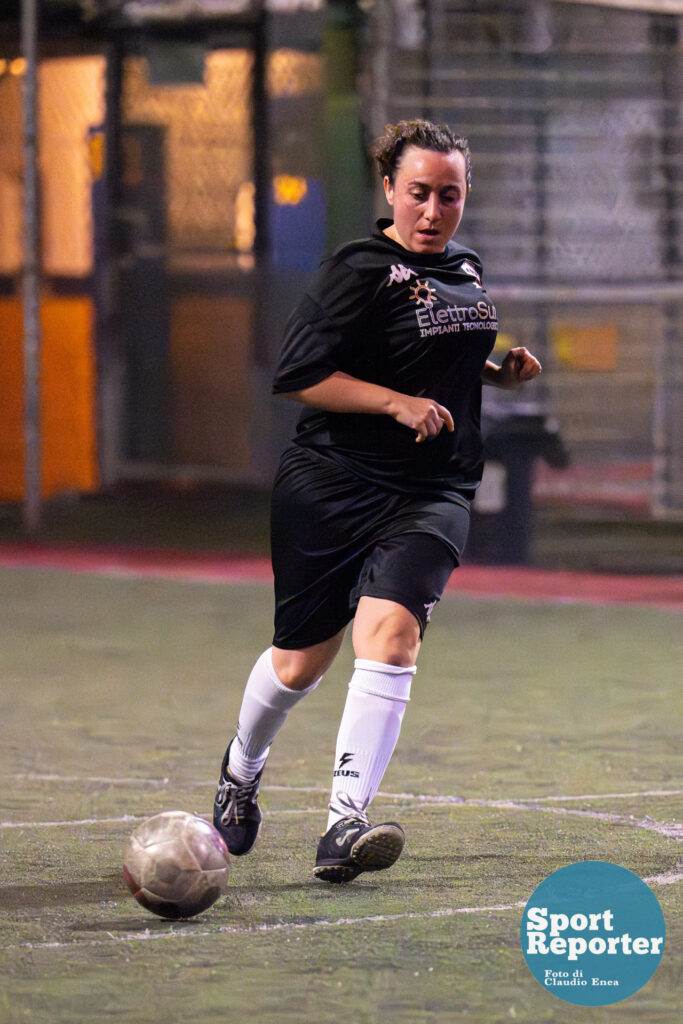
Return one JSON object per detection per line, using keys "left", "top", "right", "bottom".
{"left": 313, "top": 816, "right": 405, "bottom": 884}
{"left": 213, "top": 741, "right": 263, "bottom": 856}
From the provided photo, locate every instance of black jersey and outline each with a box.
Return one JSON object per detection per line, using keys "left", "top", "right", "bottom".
{"left": 272, "top": 219, "right": 498, "bottom": 499}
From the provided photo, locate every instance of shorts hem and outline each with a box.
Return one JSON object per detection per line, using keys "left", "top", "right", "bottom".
{"left": 354, "top": 585, "right": 431, "bottom": 638}
{"left": 385, "top": 527, "right": 463, "bottom": 567}
{"left": 272, "top": 617, "right": 353, "bottom": 652}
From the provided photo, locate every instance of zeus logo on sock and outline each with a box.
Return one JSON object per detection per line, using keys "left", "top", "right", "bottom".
{"left": 334, "top": 752, "right": 360, "bottom": 778}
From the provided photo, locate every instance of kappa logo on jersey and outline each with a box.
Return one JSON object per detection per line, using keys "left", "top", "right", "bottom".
{"left": 333, "top": 752, "right": 360, "bottom": 778}
{"left": 423, "top": 599, "right": 437, "bottom": 622}
{"left": 458, "top": 259, "right": 483, "bottom": 288}
{"left": 386, "top": 263, "right": 418, "bottom": 286}
{"left": 409, "top": 279, "right": 438, "bottom": 308}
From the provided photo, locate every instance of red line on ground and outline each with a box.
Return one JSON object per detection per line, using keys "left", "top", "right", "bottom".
{"left": 444, "top": 565, "right": 683, "bottom": 610}
{"left": 0, "top": 541, "right": 681, "bottom": 610}
{"left": 0, "top": 542, "right": 274, "bottom": 584}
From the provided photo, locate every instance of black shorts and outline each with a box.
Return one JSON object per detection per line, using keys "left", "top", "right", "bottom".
{"left": 270, "top": 446, "right": 471, "bottom": 650}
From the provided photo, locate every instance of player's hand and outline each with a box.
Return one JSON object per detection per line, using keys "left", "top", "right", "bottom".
{"left": 498, "top": 347, "right": 542, "bottom": 389}
{"left": 389, "top": 394, "right": 455, "bottom": 443}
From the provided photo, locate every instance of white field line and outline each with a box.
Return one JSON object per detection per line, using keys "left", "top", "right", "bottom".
{"left": 7, "top": 805, "right": 678, "bottom": 842}
{"left": 2, "top": 866, "right": 682, "bottom": 953}
{"left": 256, "top": 800, "right": 683, "bottom": 843}
{"left": 2, "top": 793, "right": 681, "bottom": 842}
{"left": 7, "top": 774, "right": 683, "bottom": 802}
{"left": 7, "top": 875, "right": 683, "bottom": 952}
{"left": 6, "top": 901, "right": 531, "bottom": 952}
{"left": 431, "top": 789, "right": 683, "bottom": 803}
{"left": 0, "top": 814, "right": 147, "bottom": 829}
{"left": 9, "top": 773, "right": 172, "bottom": 786}
{"left": 644, "top": 868, "right": 683, "bottom": 886}
{"left": 466, "top": 800, "right": 683, "bottom": 841}
{"left": 1, "top": 783, "right": 680, "bottom": 953}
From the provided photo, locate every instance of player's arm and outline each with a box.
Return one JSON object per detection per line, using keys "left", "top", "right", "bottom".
{"left": 482, "top": 347, "right": 542, "bottom": 389}
{"left": 283, "top": 371, "right": 454, "bottom": 444}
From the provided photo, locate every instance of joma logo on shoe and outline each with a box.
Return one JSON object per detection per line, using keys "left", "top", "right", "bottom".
{"left": 335, "top": 829, "right": 361, "bottom": 848}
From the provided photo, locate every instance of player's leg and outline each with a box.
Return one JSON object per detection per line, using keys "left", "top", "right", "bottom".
{"left": 329, "top": 596, "right": 421, "bottom": 826}
{"left": 214, "top": 447, "right": 360, "bottom": 856}
{"left": 214, "top": 630, "right": 345, "bottom": 856}
{"left": 312, "top": 599, "right": 418, "bottom": 882}
{"left": 314, "top": 529, "right": 462, "bottom": 883}
{"left": 227, "top": 632, "right": 346, "bottom": 783}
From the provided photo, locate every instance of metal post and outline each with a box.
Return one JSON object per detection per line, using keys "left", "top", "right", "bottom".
{"left": 21, "top": 0, "right": 42, "bottom": 534}
{"left": 252, "top": 5, "right": 269, "bottom": 270}
{"left": 651, "top": 14, "right": 682, "bottom": 518}
{"left": 369, "top": 0, "right": 391, "bottom": 222}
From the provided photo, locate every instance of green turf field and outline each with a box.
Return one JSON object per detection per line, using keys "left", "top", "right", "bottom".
{"left": 0, "top": 566, "right": 680, "bottom": 1023}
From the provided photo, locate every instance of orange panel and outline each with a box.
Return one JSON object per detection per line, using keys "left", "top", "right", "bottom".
{"left": 551, "top": 323, "right": 619, "bottom": 372}
{"left": 0, "top": 299, "right": 25, "bottom": 499}
{"left": 0, "top": 296, "right": 99, "bottom": 499}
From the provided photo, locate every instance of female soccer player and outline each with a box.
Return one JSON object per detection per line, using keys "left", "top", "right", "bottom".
{"left": 213, "top": 119, "right": 542, "bottom": 882}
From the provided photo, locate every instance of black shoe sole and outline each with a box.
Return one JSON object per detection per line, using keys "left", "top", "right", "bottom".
{"left": 313, "top": 823, "right": 405, "bottom": 884}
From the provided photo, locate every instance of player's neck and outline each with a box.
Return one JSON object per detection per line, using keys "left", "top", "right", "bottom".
{"left": 382, "top": 223, "right": 405, "bottom": 248}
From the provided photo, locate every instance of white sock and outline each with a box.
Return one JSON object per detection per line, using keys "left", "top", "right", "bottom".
{"left": 228, "top": 648, "right": 320, "bottom": 783}
{"left": 327, "top": 658, "right": 416, "bottom": 830}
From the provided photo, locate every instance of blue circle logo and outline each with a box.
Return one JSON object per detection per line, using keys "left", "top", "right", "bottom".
{"left": 521, "top": 861, "right": 666, "bottom": 1006}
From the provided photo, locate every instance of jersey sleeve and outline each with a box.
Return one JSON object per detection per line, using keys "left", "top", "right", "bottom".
{"left": 272, "top": 255, "right": 376, "bottom": 394}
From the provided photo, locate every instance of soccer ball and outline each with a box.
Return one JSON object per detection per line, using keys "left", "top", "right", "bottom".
{"left": 123, "top": 810, "right": 230, "bottom": 919}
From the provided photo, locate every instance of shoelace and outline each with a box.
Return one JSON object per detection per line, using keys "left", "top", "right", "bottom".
{"left": 329, "top": 791, "right": 370, "bottom": 826}
{"left": 216, "top": 775, "right": 258, "bottom": 826}
{"left": 336, "top": 816, "right": 366, "bottom": 830}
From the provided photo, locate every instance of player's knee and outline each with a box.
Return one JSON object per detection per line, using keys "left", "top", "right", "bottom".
{"left": 272, "top": 634, "right": 344, "bottom": 690}
{"left": 353, "top": 599, "right": 420, "bottom": 666}
{"left": 272, "top": 650, "right": 321, "bottom": 690}
{"left": 376, "top": 630, "right": 420, "bottom": 668}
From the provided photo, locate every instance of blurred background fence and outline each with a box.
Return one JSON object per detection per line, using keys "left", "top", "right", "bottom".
{"left": 368, "top": 0, "right": 682, "bottom": 520}
{"left": 0, "top": 0, "right": 681, "bottom": 539}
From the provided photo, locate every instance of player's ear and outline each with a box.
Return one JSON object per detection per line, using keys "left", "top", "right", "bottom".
{"left": 383, "top": 175, "right": 394, "bottom": 205}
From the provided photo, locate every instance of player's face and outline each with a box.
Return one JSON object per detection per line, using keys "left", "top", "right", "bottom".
{"left": 383, "top": 146, "right": 468, "bottom": 254}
